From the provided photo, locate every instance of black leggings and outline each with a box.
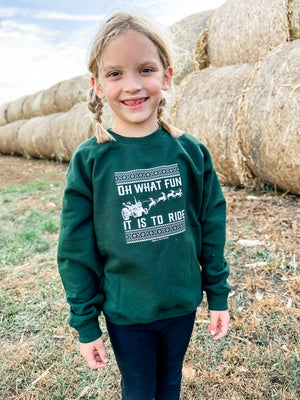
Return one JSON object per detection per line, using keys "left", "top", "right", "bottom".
{"left": 106, "top": 311, "right": 196, "bottom": 400}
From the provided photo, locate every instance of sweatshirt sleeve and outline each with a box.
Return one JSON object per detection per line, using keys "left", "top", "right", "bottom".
{"left": 57, "top": 150, "right": 104, "bottom": 343}
{"left": 198, "top": 144, "right": 231, "bottom": 310}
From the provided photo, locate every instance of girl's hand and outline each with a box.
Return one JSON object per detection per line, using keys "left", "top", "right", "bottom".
{"left": 80, "top": 336, "right": 108, "bottom": 369}
{"left": 208, "top": 310, "right": 230, "bottom": 340}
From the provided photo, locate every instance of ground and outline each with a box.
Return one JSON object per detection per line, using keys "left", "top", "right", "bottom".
{"left": 0, "top": 153, "right": 299, "bottom": 399}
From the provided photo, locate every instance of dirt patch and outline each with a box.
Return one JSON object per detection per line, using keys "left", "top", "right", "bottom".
{"left": 0, "top": 154, "right": 68, "bottom": 186}
{"left": 224, "top": 187, "right": 300, "bottom": 262}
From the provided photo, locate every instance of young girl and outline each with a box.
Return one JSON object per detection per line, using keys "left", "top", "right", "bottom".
{"left": 58, "top": 11, "right": 230, "bottom": 400}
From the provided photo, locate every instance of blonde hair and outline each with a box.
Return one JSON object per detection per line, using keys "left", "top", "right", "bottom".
{"left": 87, "top": 11, "right": 183, "bottom": 143}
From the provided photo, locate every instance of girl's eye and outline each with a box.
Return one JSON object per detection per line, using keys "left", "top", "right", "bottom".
{"left": 141, "top": 68, "right": 153, "bottom": 73}
{"left": 108, "top": 71, "right": 120, "bottom": 78}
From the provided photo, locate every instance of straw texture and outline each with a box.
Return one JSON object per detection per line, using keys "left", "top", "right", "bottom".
{"left": 6, "top": 96, "right": 26, "bottom": 123}
{"left": 237, "top": 40, "right": 300, "bottom": 194}
{"left": 54, "top": 75, "right": 90, "bottom": 113}
{"left": 166, "top": 10, "right": 214, "bottom": 83}
{"left": 170, "top": 64, "right": 255, "bottom": 186}
{"left": 0, "top": 120, "right": 27, "bottom": 155}
{"left": 0, "top": 103, "right": 9, "bottom": 127}
{"left": 288, "top": 0, "right": 300, "bottom": 39}
{"left": 207, "top": 0, "right": 290, "bottom": 66}
{"left": 3, "top": 75, "right": 90, "bottom": 123}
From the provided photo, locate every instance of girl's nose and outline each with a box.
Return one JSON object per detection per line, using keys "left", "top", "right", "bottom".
{"left": 123, "top": 73, "right": 142, "bottom": 92}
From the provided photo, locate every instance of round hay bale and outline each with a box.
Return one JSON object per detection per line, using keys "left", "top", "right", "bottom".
{"left": 207, "top": 0, "right": 291, "bottom": 67}
{"left": 28, "top": 113, "right": 67, "bottom": 160}
{"left": 166, "top": 10, "right": 214, "bottom": 84}
{"left": 6, "top": 96, "right": 27, "bottom": 123}
{"left": 63, "top": 102, "right": 94, "bottom": 158}
{"left": 170, "top": 64, "right": 255, "bottom": 186}
{"left": 288, "top": 0, "right": 300, "bottom": 40}
{"left": 0, "top": 102, "right": 9, "bottom": 126}
{"left": 18, "top": 118, "right": 44, "bottom": 159}
{"left": 40, "top": 83, "right": 60, "bottom": 116}
{"left": 55, "top": 74, "right": 90, "bottom": 112}
{"left": 237, "top": 40, "right": 300, "bottom": 194}
{"left": 0, "top": 119, "right": 27, "bottom": 155}
{"left": 49, "top": 112, "right": 70, "bottom": 161}
{"left": 23, "top": 91, "right": 44, "bottom": 119}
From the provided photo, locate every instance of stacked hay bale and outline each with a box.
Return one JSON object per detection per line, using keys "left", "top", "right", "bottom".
{"left": 170, "top": 0, "right": 300, "bottom": 194}
{"left": 171, "top": 64, "right": 255, "bottom": 186}
{"left": 0, "top": 102, "right": 114, "bottom": 161}
{"left": 237, "top": 40, "right": 300, "bottom": 194}
{"left": 0, "top": 75, "right": 115, "bottom": 161}
{"left": 207, "top": 0, "right": 300, "bottom": 66}
{"left": 5, "top": 74, "right": 91, "bottom": 123}
{"left": 166, "top": 10, "right": 213, "bottom": 84}
{"left": 0, "top": 119, "right": 27, "bottom": 156}
{"left": 0, "top": 0, "right": 299, "bottom": 194}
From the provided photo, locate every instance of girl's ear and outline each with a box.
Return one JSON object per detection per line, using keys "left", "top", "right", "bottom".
{"left": 91, "top": 76, "right": 105, "bottom": 99}
{"left": 162, "top": 66, "right": 173, "bottom": 91}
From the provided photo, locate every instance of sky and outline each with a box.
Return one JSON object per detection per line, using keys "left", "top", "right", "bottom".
{"left": 0, "top": 0, "right": 225, "bottom": 105}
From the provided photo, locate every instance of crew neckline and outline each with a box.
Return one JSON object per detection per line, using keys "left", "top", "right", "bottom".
{"left": 108, "top": 126, "right": 168, "bottom": 144}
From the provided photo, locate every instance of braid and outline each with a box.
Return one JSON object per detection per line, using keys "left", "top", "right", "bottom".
{"left": 157, "top": 94, "right": 183, "bottom": 139}
{"left": 87, "top": 87, "right": 115, "bottom": 143}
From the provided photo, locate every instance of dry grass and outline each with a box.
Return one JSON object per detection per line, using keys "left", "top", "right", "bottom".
{"left": 0, "top": 155, "right": 299, "bottom": 399}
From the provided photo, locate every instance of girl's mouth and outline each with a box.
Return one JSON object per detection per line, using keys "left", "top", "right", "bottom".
{"left": 122, "top": 97, "right": 148, "bottom": 109}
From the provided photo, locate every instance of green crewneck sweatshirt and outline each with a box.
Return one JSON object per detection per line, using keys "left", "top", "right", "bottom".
{"left": 57, "top": 127, "right": 230, "bottom": 343}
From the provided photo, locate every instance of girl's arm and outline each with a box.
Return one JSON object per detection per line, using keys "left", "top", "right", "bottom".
{"left": 198, "top": 144, "right": 231, "bottom": 314}
{"left": 57, "top": 150, "right": 104, "bottom": 344}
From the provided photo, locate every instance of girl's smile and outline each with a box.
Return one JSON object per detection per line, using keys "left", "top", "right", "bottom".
{"left": 121, "top": 97, "right": 149, "bottom": 110}
{"left": 92, "top": 31, "right": 172, "bottom": 137}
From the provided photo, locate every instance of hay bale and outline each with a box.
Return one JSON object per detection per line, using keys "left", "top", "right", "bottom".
{"left": 4, "top": 75, "right": 90, "bottom": 124}
{"left": 49, "top": 113, "right": 70, "bottom": 161}
{"left": 6, "top": 96, "right": 26, "bottom": 123}
{"left": 288, "top": 0, "right": 300, "bottom": 39}
{"left": 170, "top": 64, "right": 255, "bottom": 186}
{"left": 55, "top": 75, "right": 90, "bottom": 113}
{"left": 18, "top": 118, "right": 45, "bottom": 159}
{"left": 29, "top": 113, "right": 66, "bottom": 160}
{"left": 23, "top": 91, "right": 44, "bottom": 119}
{"left": 0, "top": 102, "right": 9, "bottom": 126}
{"left": 207, "top": 0, "right": 293, "bottom": 67}
{"left": 62, "top": 103, "right": 94, "bottom": 158}
{"left": 0, "top": 119, "right": 26, "bottom": 155}
{"left": 237, "top": 40, "right": 300, "bottom": 194}
{"left": 18, "top": 112, "right": 70, "bottom": 161}
{"left": 166, "top": 10, "right": 214, "bottom": 84}
{"left": 40, "top": 83, "right": 60, "bottom": 115}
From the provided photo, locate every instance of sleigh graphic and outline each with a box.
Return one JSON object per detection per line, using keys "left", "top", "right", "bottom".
{"left": 121, "top": 188, "right": 183, "bottom": 221}
{"left": 121, "top": 198, "right": 149, "bottom": 221}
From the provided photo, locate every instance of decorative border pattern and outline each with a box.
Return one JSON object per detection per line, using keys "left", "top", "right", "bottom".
{"left": 115, "top": 164, "right": 180, "bottom": 185}
{"left": 125, "top": 220, "right": 186, "bottom": 244}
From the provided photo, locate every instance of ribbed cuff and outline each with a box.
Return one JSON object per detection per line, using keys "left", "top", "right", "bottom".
{"left": 77, "top": 321, "right": 103, "bottom": 343}
{"left": 207, "top": 294, "right": 229, "bottom": 311}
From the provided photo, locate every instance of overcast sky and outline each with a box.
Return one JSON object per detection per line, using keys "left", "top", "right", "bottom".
{"left": 0, "top": 0, "right": 225, "bottom": 105}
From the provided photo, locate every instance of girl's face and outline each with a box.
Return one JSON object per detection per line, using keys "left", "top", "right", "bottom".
{"left": 92, "top": 31, "right": 172, "bottom": 137}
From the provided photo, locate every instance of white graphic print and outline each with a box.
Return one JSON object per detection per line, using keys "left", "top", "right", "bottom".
{"left": 115, "top": 164, "right": 186, "bottom": 244}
